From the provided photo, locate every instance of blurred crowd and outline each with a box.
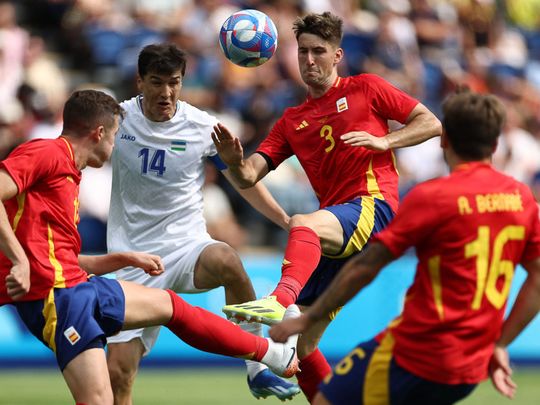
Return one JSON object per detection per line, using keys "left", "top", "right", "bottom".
{"left": 1, "top": 0, "right": 540, "bottom": 252}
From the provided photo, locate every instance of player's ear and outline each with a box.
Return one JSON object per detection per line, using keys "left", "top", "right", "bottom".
{"left": 334, "top": 47, "right": 344, "bottom": 64}
{"left": 136, "top": 74, "right": 143, "bottom": 91}
{"left": 90, "top": 125, "right": 104, "bottom": 143}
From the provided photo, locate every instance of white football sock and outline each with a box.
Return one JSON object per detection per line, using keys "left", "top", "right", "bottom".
{"left": 240, "top": 322, "right": 268, "bottom": 379}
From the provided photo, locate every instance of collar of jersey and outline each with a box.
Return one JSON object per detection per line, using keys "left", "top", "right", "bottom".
{"left": 454, "top": 161, "right": 491, "bottom": 172}
{"left": 59, "top": 136, "right": 75, "bottom": 163}
{"left": 306, "top": 76, "right": 342, "bottom": 102}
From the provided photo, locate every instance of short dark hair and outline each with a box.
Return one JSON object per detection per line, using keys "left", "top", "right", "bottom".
{"left": 138, "top": 43, "right": 187, "bottom": 78}
{"left": 442, "top": 90, "right": 505, "bottom": 160}
{"left": 62, "top": 90, "right": 124, "bottom": 136}
{"left": 292, "top": 12, "right": 343, "bottom": 47}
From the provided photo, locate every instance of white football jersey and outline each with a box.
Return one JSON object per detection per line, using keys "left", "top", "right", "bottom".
{"left": 107, "top": 96, "right": 220, "bottom": 254}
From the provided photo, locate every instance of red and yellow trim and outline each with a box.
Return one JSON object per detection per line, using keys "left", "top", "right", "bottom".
{"left": 47, "top": 223, "right": 66, "bottom": 288}
{"left": 11, "top": 192, "right": 26, "bottom": 232}
{"left": 366, "top": 157, "right": 384, "bottom": 200}
{"left": 60, "top": 137, "right": 74, "bottom": 162}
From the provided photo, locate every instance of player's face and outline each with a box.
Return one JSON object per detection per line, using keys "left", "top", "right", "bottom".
{"left": 297, "top": 33, "right": 342, "bottom": 89}
{"left": 88, "top": 115, "right": 120, "bottom": 168}
{"left": 138, "top": 70, "right": 183, "bottom": 122}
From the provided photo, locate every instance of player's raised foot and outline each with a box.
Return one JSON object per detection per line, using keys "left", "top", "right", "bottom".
{"left": 223, "top": 296, "right": 286, "bottom": 325}
{"left": 262, "top": 304, "right": 301, "bottom": 378}
{"left": 247, "top": 369, "right": 301, "bottom": 401}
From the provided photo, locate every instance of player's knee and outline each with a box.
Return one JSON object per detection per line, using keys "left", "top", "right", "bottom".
{"left": 213, "top": 246, "right": 246, "bottom": 283}
{"left": 289, "top": 214, "right": 313, "bottom": 228}
{"left": 108, "top": 358, "right": 137, "bottom": 393}
{"left": 75, "top": 382, "right": 113, "bottom": 405}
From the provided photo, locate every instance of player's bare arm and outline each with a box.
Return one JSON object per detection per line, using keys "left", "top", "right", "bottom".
{"left": 78, "top": 252, "right": 164, "bottom": 276}
{"left": 212, "top": 123, "right": 268, "bottom": 188}
{"left": 489, "top": 256, "right": 540, "bottom": 398}
{"left": 0, "top": 169, "right": 30, "bottom": 300}
{"left": 384, "top": 103, "right": 442, "bottom": 149}
{"left": 269, "top": 243, "right": 394, "bottom": 342}
{"left": 341, "top": 103, "right": 441, "bottom": 152}
{"left": 223, "top": 170, "right": 290, "bottom": 230}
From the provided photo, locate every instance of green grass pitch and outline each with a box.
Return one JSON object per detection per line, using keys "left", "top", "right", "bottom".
{"left": 0, "top": 367, "right": 539, "bottom": 404}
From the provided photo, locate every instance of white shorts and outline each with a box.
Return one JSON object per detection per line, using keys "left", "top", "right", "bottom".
{"left": 107, "top": 236, "right": 221, "bottom": 354}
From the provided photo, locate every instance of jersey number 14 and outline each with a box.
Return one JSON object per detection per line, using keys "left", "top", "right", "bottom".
{"left": 139, "top": 148, "right": 167, "bottom": 176}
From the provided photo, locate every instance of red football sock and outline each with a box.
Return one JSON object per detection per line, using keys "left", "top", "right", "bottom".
{"left": 164, "top": 290, "right": 268, "bottom": 361}
{"left": 297, "top": 349, "right": 332, "bottom": 403}
{"left": 271, "top": 226, "right": 321, "bottom": 307}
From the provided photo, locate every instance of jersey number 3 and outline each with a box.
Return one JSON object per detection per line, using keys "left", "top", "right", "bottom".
{"left": 139, "top": 148, "right": 167, "bottom": 177}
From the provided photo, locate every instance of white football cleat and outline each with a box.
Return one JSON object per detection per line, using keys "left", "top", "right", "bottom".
{"left": 262, "top": 304, "right": 301, "bottom": 378}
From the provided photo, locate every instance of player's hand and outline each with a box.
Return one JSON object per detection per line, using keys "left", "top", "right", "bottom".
{"left": 489, "top": 345, "right": 517, "bottom": 399}
{"left": 6, "top": 262, "right": 30, "bottom": 300}
{"left": 129, "top": 252, "right": 164, "bottom": 276}
{"left": 269, "top": 314, "right": 310, "bottom": 343}
{"left": 341, "top": 131, "right": 390, "bottom": 152}
{"left": 211, "top": 123, "right": 244, "bottom": 167}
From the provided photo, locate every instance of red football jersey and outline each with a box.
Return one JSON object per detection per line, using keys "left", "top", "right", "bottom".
{"left": 0, "top": 138, "right": 87, "bottom": 304}
{"left": 374, "top": 162, "right": 540, "bottom": 384}
{"left": 257, "top": 74, "right": 418, "bottom": 211}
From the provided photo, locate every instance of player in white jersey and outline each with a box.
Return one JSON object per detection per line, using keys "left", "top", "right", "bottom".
{"left": 106, "top": 44, "right": 300, "bottom": 404}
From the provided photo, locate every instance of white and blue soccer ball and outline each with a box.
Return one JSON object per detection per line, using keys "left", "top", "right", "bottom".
{"left": 219, "top": 9, "right": 278, "bottom": 67}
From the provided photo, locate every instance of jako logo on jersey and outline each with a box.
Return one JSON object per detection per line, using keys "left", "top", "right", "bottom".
{"left": 295, "top": 120, "right": 309, "bottom": 130}
{"left": 171, "top": 140, "right": 187, "bottom": 151}
{"left": 64, "top": 326, "right": 81, "bottom": 345}
{"left": 336, "top": 97, "right": 348, "bottom": 112}
{"left": 120, "top": 133, "right": 136, "bottom": 141}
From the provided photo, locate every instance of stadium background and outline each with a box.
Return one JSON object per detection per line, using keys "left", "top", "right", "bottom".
{"left": 1, "top": 0, "right": 540, "bottom": 403}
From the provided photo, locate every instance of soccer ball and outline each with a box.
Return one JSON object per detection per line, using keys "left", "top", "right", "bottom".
{"left": 219, "top": 9, "right": 278, "bottom": 67}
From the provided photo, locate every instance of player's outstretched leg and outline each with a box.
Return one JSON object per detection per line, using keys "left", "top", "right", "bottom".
{"left": 164, "top": 290, "right": 299, "bottom": 378}
{"left": 223, "top": 226, "right": 321, "bottom": 325}
{"left": 195, "top": 243, "right": 300, "bottom": 399}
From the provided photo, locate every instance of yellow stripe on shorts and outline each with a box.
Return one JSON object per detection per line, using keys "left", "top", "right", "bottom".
{"left": 364, "top": 332, "right": 395, "bottom": 405}
{"left": 329, "top": 196, "right": 376, "bottom": 259}
{"left": 42, "top": 289, "right": 58, "bottom": 353}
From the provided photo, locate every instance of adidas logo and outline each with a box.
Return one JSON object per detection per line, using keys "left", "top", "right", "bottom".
{"left": 295, "top": 120, "right": 309, "bottom": 130}
{"left": 232, "top": 304, "right": 276, "bottom": 314}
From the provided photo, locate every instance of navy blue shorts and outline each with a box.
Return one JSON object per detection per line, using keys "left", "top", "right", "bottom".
{"left": 320, "top": 336, "right": 477, "bottom": 405}
{"left": 14, "top": 276, "right": 125, "bottom": 370}
{"left": 297, "top": 197, "right": 394, "bottom": 306}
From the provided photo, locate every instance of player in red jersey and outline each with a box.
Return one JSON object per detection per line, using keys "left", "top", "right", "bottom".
{"left": 0, "top": 90, "right": 300, "bottom": 405}
{"left": 270, "top": 90, "right": 540, "bottom": 404}
{"left": 213, "top": 11, "right": 441, "bottom": 401}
